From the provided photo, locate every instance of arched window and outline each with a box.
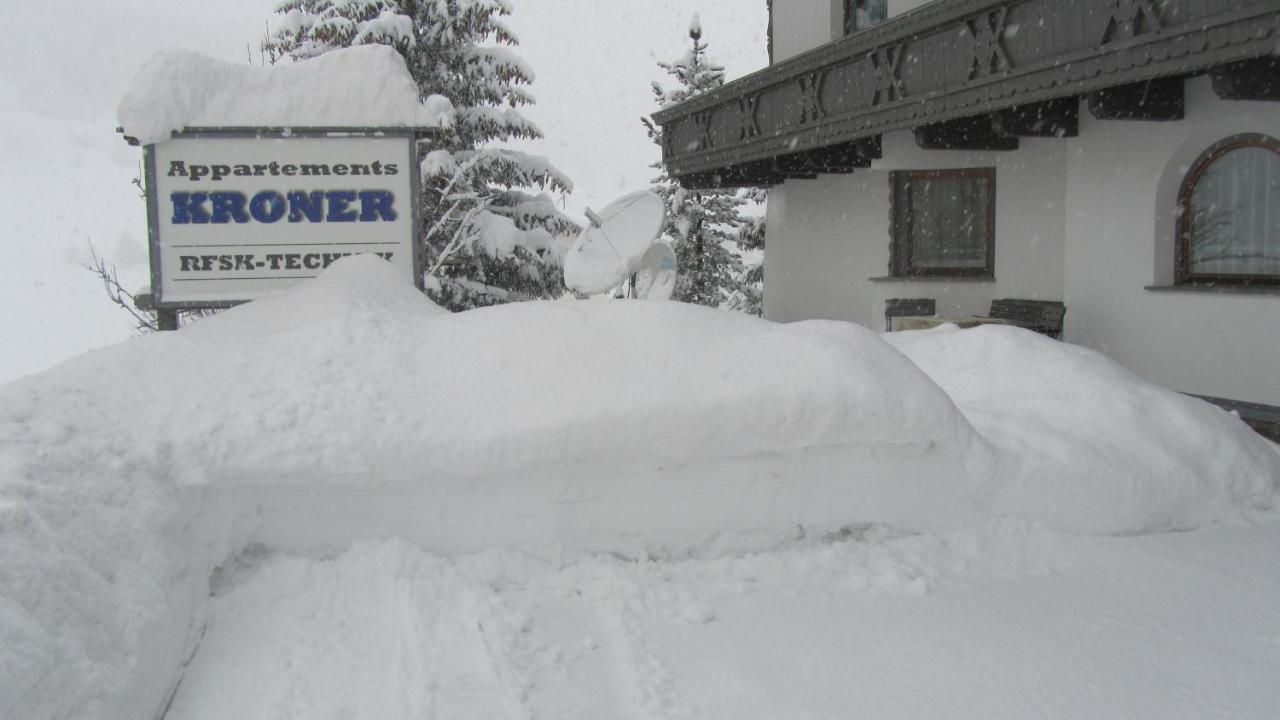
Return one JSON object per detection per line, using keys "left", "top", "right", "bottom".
{"left": 1177, "top": 134, "right": 1280, "bottom": 285}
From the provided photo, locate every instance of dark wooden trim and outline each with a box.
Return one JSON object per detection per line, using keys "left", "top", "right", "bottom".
{"left": 654, "top": 0, "right": 1280, "bottom": 186}
{"left": 914, "top": 116, "right": 1019, "bottom": 151}
{"left": 767, "top": 0, "right": 773, "bottom": 65}
{"left": 1087, "top": 77, "right": 1185, "bottom": 121}
{"left": 1186, "top": 394, "right": 1280, "bottom": 442}
{"left": 1175, "top": 133, "right": 1280, "bottom": 286}
{"left": 1145, "top": 283, "right": 1280, "bottom": 296}
{"left": 890, "top": 167, "right": 996, "bottom": 279}
{"left": 991, "top": 98, "right": 1079, "bottom": 138}
{"left": 1211, "top": 56, "right": 1280, "bottom": 101}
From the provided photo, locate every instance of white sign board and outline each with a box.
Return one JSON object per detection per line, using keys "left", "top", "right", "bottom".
{"left": 147, "top": 132, "right": 420, "bottom": 307}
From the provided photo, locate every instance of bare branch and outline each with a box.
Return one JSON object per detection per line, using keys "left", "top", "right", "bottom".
{"left": 83, "top": 241, "right": 158, "bottom": 332}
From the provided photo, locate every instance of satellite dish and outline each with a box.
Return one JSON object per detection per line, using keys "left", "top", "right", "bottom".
{"left": 634, "top": 242, "right": 677, "bottom": 301}
{"left": 563, "top": 190, "right": 665, "bottom": 295}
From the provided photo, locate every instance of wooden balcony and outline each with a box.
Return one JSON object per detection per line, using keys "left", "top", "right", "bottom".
{"left": 652, "top": 0, "right": 1280, "bottom": 188}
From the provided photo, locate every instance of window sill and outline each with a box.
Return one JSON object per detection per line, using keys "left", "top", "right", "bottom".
{"left": 869, "top": 275, "right": 995, "bottom": 283}
{"left": 1144, "top": 284, "right": 1280, "bottom": 296}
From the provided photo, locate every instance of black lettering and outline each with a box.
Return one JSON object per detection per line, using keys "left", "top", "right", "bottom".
{"left": 179, "top": 255, "right": 200, "bottom": 271}
{"left": 349, "top": 163, "right": 370, "bottom": 176}
{"left": 234, "top": 255, "right": 255, "bottom": 270}
{"left": 253, "top": 164, "right": 268, "bottom": 176}
{"left": 218, "top": 256, "right": 233, "bottom": 271}
{"left": 333, "top": 164, "right": 349, "bottom": 176}
{"left": 371, "top": 161, "right": 383, "bottom": 175}
{"left": 265, "top": 254, "right": 284, "bottom": 270}
{"left": 300, "top": 164, "right": 330, "bottom": 176}
{"left": 233, "top": 165, "right": 253, "bottom": 177}
{"left": 188, "top": 164, "right": 209, "bottom": 181}
{"left": 200, "top": 256, "right": 217, "bottom": 271}
{"left": 384, "top": 163, "right": 399, "bottom": 175}
{"left": 285, "top": 254, "right": 302, "bottom": 270}
{"left": 167, "top": 161, "right": 188, "bottom": 177}
{"left": 303, "top": 254, "right": 322, "bottom": 269}
{"left": 210, "top": 165, "right": 231, "bottom": 182}
{"left": 322, "top": 253, "right": 348, "bottom": 268}
{"left": 269, "top": 161, "right": 281, "bottom": 176}
{"left": 282, "top": 164, "right": 297, "bottom": 176}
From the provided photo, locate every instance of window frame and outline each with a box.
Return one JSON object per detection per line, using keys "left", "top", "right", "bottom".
{"left": 844, "top": 0, "right": 888, "bottom": 36}
{"left": 890, "top": 167, "right": 997, "bottom": 279}
{"left": 1176, "top": 133, "right": 1280, "bottom": 286}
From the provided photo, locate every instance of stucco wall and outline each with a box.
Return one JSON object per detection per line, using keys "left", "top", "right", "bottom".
{"left": 763, "top": 75, "right": 1279, "bottom": 405}
{"left": 1063, "top": 76, "right": 1280, "bottom": 405}
{"left": 764, "top": 130, "right": 1066, "bottom": 328}
{"left": 770, "top": 1, "right": 943, "bottom": 63}
{"left": 771, "top": 0, "right": 839, "bottom": 63}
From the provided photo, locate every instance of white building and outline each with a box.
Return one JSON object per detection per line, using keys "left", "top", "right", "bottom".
{"left": 654, "top": 0, "right": 1280, "bottom": 435}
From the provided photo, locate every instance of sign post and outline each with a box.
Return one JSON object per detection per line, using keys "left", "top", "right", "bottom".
{"left": 141, "top": 127, "right": 434, "bottom": 323}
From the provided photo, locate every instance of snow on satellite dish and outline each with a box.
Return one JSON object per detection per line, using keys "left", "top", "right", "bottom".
{"left": 634, "top": 242, "right": 677, "bottom": 301}
{"left": 563, "top": 190, "right": 666, "bottom": 295}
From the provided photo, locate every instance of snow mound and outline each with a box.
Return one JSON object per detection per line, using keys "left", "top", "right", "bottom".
{"left": 136, "top": 256, "right": 977, "bottom": 487}
{"left": 0, "top": 255, "right": 985, "bottom": 719}
{"left": 117, "top": 45, "right": 454, "bottom": 145}
{"left": 886, "top": 325, "right": 1280, "bottom": 535}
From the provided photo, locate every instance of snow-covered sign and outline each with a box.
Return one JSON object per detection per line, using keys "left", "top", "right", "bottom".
{"left": 145, "top": 133, "right": 422, "bottom": 306}
{"left": 117, "top": 46, "right": 454, "bottom": 308}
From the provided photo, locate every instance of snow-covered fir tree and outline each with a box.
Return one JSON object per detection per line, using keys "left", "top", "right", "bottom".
{"left": 265, "top": 0, "right": 577, "bottom": 310}
{"left": 642, "top": 16, "right": 764, "bottom": 312}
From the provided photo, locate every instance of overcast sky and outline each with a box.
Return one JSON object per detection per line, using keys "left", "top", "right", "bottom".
{"left": 0, "top": 0, "right": 767, "bottom": 384}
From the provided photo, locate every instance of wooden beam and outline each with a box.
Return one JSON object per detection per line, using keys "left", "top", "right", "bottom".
{"left": 991, "top": 98, "right": 1079, "bottom": 137}
{"left": 914, "top": 116, "right": 1019, "bottom": 151}
{"left": 1087, "top": 77, "right": 1185, "bottom": 120}
{"left": 1211, "top": 57, "right": 1280, "bottom": 101}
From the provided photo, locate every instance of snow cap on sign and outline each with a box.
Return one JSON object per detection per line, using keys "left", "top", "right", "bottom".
{"left": 117, "top": 45, "right": 455, "bottom": 145}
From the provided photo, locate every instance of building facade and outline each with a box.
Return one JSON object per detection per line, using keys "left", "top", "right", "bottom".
{"left": 656, "top": 0, "right": 1280, "bottom": 418}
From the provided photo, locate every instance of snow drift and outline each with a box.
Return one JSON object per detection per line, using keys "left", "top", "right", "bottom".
{"left": 117, "top": 45, "right": 454, "bottom": 145}
{"left": 0, "top": 255, "right": 982, "bottom": 720}
{"left": 886, "top": 325, "right": 1279, "bottom": 534}
{"left": 1, "top": 256, "right": 1276, "bottom": 720}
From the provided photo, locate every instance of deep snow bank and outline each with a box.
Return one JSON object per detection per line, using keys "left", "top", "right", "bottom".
{"left": 117, "top": 45, "right": 453, "bottom": 145}
{"left": 0, "top": 256, "right": 983, "bottom": 720}
{"left": 4, "top": 257, "right": 1276, "bottom": 719}
{"left": 885, "top": 325, "right": 1280, "bottom": 534}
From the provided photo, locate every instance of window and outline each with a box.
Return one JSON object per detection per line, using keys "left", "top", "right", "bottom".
{"left": 844, "top": 0, "right": 888, "bottom": 35}
{"left": 890, "top": 168, "right": 996, "bottom": 278}
{"left": 1178, "top": 134, "right": 1280, "bottom": 285}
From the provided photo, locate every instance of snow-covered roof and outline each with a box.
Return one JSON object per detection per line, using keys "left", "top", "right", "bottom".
{"left": 117, "top": 45, "right": 454, "bottom": 145}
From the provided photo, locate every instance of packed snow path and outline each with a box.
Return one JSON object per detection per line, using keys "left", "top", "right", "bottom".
{"left": 163, "top": 522, "right": 1280, "bottom": 720}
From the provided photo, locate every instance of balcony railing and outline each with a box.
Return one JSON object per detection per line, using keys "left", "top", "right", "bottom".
{"left": 652, "top": 0, "right": 1280, "bottom": 187}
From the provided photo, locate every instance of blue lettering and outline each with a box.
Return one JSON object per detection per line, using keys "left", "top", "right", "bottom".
{"left": 326, "top": 191, "right": 358, "bottom": 222}
{"left": 287, "top": 191, "right": 324, "bottom": 223}
{"left": 209, "top": 192, "right": 249, "bottom": 224}
{"left": 249, "top": 191, "right": 286, "bottom": 224}
{"left": 171, "top": 192, "right": 210, "bottom": 224}
{"left": 358, "top": 191, "right": 397, "bottom": 222}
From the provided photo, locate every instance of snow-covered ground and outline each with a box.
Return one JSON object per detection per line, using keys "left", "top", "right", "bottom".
{"left": 2, "top": 257, "right": 1278, "bottom": 719}
{"left": 165, "top": 521, "right": 1280, "bottom": 720}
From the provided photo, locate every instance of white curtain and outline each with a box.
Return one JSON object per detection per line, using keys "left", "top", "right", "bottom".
{"left": 1189, "top": 145, "right": 1280, "bottom": 277}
